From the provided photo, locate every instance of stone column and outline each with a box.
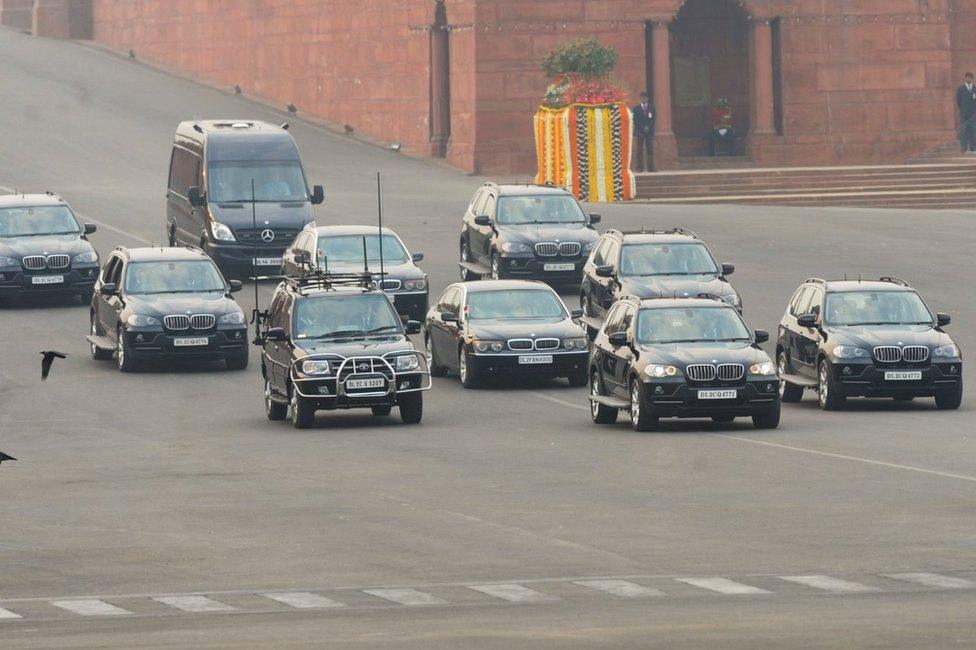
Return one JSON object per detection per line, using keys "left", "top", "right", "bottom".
{"left": 1, "top": 0, "right": 35, "bottom": 31}
{"left": 750, "top": 18, "right": 775, "bottom": 136}
{"left": 429, "top": 2, "right": 451, "bottom": 158}
{"left": 650, "top": 20, "right": 677, "bottom": 169}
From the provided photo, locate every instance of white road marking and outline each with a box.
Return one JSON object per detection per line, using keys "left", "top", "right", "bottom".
{"left": 361, "top": 588, "right": 448, "bottom": 606}
{"left": 676, "top": 578, "right": 771, "bottom": 595}
{"left": 573, "top": 579, "right": 664, "bottom": 598}
{"left": 467, "top": 583, "right": 556, "bottom": 603}
{"left": 153, "top": 595, "right": 235, "bottom": 612}
{"left": 884, "top": 573, "right": 976, "bottom": 589}
{"left": 779, "top": 575, "right": 879, "bottom": 593}
{"left": 50, "top": 599, "right": 132, "bottom": 616}
{"left": 260, "top": 592, "right": 346, "bottom": 609}
{"left": 529, "top": 391, "right": 589, "bottom": 411}
{"left": 0, "top": 607, "right": 22, "bottom": 619}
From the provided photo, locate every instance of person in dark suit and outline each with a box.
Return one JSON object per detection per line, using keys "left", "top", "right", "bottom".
{"left": 632, "top": 92, "right": 656, "bottom": 172}
{"left": 956, "top": 73, "right": 976, "bottom": 153}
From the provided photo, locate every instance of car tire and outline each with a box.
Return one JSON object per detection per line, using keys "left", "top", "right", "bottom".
{"left": 265, "top": 378, "right": 287, "bottom": 421}
{"left": 371, "top": 404, "right": 393, "bottom": 417}
{"left": 459, "top": 347, "right": 480, "bottom": 389}
{"left": 290, "top": 388, "right": 315, "bottom": 429}
{"left": 90, "top": 314, "right": 112, "bottom": 360}
{"left": 567, "top": 370, "right": 588, "bottom": 387}
{"left": 460, "top": 239, "right": 477, "bottom": 281}
{"left": 817, "top": 359, "right": 846, "bottom": 411}
{"left": 490, "top": 251, "right": 504, "bottom": 280}
{"left": 426, "top": 334, "right": 446, "bottom": 377}
{"left": 116, "top": 326, "right": 138, "bottom": 372}
{"left": 399, "top": 392, "right": 423, "bottom": 424}
{"left": 79, "top": 289, "right": 94, "bottom": 305}
{"left": 590, "top": 372, "right": 618, "bottom": 424}
{"left": 226, "top": 348, "right": 249, "bottom": 370}
{"left": 630, "top": 378, "right": 658, "bottom": 431}
{"left": 935, "top": 381, "right": 963, "bottom": 410}
{"left": 778, "top": 351, "right": 804, "bottom": 403}
{"left": 711, "top": 415, "right": 736, "bottom": 423}
{"left": 752, "top": 400, "right": 781, "bottom": 429}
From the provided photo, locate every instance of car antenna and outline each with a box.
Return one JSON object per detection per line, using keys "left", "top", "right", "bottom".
{"left": 858, "top": 274, "right": 862, "bottom": 283}
{"left": 376, "top": 171, "right": 385, "bottom": 290}
{"left": 249, "top": 177, "right": 261, "bottom": 344}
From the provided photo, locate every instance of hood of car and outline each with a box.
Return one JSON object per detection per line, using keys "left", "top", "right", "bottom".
{"left": 322, "top": 260, "right": 424, "bottom": 281}
{"left": 295, "top": 335, "right": 415, "bottom": 358}
{"left": 496, "top": 223, "right": 598, "bottom": 245}
{"left": 619, "top": 274, "right": 733, "bottom": 300}
{"left": 466, "top": 317, "right": 585, "bottom": 341}
{"left": 825, "top": 324, "right": 952, "bottom": 349}
{"left": 209, "top": 202, "right": 313, "bottom": 230}
{"left": 636, "top": 341, "right": 768, "bottom": 368}
{"left": 0, "top": 234, "right": 95, "bottom": 259}
{"left": 125, "top": 291, "right": 242, "bottom": 318}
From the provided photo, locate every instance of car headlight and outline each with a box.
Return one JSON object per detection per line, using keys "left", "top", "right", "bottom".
{"left": 394, "top": 354, "right": 421, "bottom": 372}
{"left": 749, "top": 362, "right": 775, "bottom": 376}
{"left": 126, "top": 314, "right": 160, "bottom": 327}
{"left": 473, "top": 340, "right": 504, "bottom": 353}
{"left": 500, "top": 242, "right": 532, "bottom": 254}
{"left": 723, "top": 293, "right": 741, "bottom": 307}
{"left": 833, "top": 345, "right": 870, "bottom": 359}
{"left": 211, "top": 221, "right": 236, "bottom": 242}
{"left": 0, "top": 255, "right": 18, "bottom": 267}
{"left": 582, "top": 240, "right": 597, "bottom": 252}
{"left": 219, "top": 311, "right": 247, "bottom": 326}
{"left": 933, "top": 344, "right": 959, "bottom": 358}
{"left": 301, "top": 359, "right": 331, "bottom": 375}
{"left": 645, "top": 364, "right": 678, "bottom": 378}
{"left": 402, "top": 278, "right": 427, "bottom": 291}
{"left": 71, "top": 250, "right": 98, "bottom": 264}
{"left": 563, "top": 337, "right": 588, "bottom": 350}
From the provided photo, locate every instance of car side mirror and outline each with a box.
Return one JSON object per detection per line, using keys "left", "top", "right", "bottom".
{"left": 412, "top": 252, "right": 424, "bottom": 263}
{"left": 797, "top": 313, "right": 817, "bottom": 328}
{"left": 187, "top": 186, "right": 206, "bottom": 207}
{"left": 721, "top": 263, "right": 735, "bottom": 276}
{"left": 754, "top": 329, "right": 769, "bottom": 344}
{"left": 311, "top": 185, "right": 325, "bottom": 205}
{"left": 405, "top": 320, "right": 422, "bottom": 335}
{"left": 608, "top": 331, "right": 629, "bottom": 347}
{"left": 228, "top": 279, "right": 243, "bottom": 293}
{"left": 441, "top": 311, "right": 459, "bottom": 323}
{"left": 595, "top": 264, "right": 614, "bottom": 278}
{"left": 588, "top": 213, "right": 602, "bottom": 224}
{"left": 570, "top": 308, "right": 584, "bottom": 319}
{"left": 99, "top": 282, "right": 117, "bottom": 296}
{"left": 474, "top": 215, "right": 492, "bottom": 227}
{"left": 937, "top": 312, "right": 951, "bottom": 327}
{"left": 84, "top": 223, "right": 97, "bottom": 235}
{"left": 264, "top": 327, "right": 287, "bottom": 342}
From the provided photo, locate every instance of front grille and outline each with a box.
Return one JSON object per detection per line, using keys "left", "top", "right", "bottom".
{"left": 190, "top": 314, "right": 216, "bottom": 329}
{"left": 164, "top": 315, "right": 190, "bottom": 330}
{"left": 508, "top": 339, "right": 534, "bottom": 351}
{"left": 558, "top": 242, "right": 581, "bottom": 257}
{"left": 535, "top": 243, "right": 558, "bottom": 257}
{"left": 22, "top": 255, "right": 47, "bottom": 270}
{"left": 716, "top": 363, "right": 744, "bottom": 381}
{"left": 902, "top": 345, "right": 929, "bottom": 363}
{"left": 46, "top": 254, "right": 70, "bottom": 269}
{"left": 874, "top": 346, "right": 902, "bottom": 363}
{"left": 685, "top": 364, "right": 717, "bottom": 382}
{"left": 381, "top": 279, "right": 402, "bottom": 291}
{"left": 337, "top": 357, "right": 395, "bottom": 383}
{"left": 534, "top": 338, "right": 560, "bottom": 350}
{"left": 235, "top": 228, "right": 300, "bottom": 245}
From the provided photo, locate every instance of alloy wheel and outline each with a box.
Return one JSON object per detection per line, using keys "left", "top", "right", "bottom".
{"left": 778, "top": 355, "right": 787, "bottom": 398}
{"left": 90, "top": 318, "right": 98, "bottom": 357}
{"left": 491, "top": 255, "right": 500, "bottom": 280}
{"left": 459, "top": 349, "right": 467, "bottom": 383}
{"left": 590, "top": 374, "right": 601, "bottom": 419}
{"left": 630, "top": 382, "right": 641, "bottom": 425}
{"left": 819, "top": 364, "right": 829, "bottom": 406}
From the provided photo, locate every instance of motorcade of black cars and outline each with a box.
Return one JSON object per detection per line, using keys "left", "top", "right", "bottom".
{"left": 579, "top": 228, "right": 740, "bottom": 330}
{"left": 255, "top": 271, "right": 430, "bottom": 428}
{"left": 777, "top": 277, "right": 962, "bottom": 410}
{"left": 86, "top": 246, "right": 248, "bottom": 371}
{"left": 280, "top": 225, "right": 428, "bottom": 321}
{"left": 165, "top": 120, "right": 324, "bottom": 277}
{"left": 588, "top": 296, "right": 780, "bottom": 431}
{"left": 458, "top": 183, "right": 600, "bottom": 283}
{"left": 0, "top": 193, "right": 99, "bottom": 304}
{"left": 424, "top": 279, "right": 589, "bottom": 388}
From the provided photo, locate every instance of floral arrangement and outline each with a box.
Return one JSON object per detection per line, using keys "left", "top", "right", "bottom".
{"left": 541, "top": 39, "right": 626, "bottom": 108}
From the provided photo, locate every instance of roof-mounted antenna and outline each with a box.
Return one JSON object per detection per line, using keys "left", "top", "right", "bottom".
{"left": 280, "top": 122, "right": 290, "bottom": 131}
{"left": 858, "top": 274, "right": 862, "bottom": 283}
{"left": 844, "top": 273, "right": 848, "bottom": 281}
{"left": 192, "top": 123, "right": 204, "bottom": 133}
{"left": 376, "top": 171, "right": 385, "bottom": 290}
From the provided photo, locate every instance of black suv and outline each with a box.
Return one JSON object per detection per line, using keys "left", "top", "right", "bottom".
{"left": 87, "top": 246, "right": 248, "bottom": 371}
{"left": 280, "top": 225, "right": 428, "bottom": 321}
{"left": 776, "top": 277, "right": 962, "bottom": 410}
{"left": 580, "top": 228, "right": 739, "bottom": 324}
{"left": 588, "top": 296, "right": 780, "bottom": 431}
{"left": 459, "top": 183, "right": 600, "bottom": 283}
{"left": 0, "top": 193, "right": 99, "bottom": 304}
{"left": 256, "top": 272, "right": 430, "bottom": 428}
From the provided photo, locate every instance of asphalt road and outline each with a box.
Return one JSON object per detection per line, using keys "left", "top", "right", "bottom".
{"left": 1, "top": 26, "right": 975, "bottom": 648}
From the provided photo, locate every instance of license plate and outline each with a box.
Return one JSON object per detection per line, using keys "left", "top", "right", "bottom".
{"left": 544, "top": 263, "right": 575, "bottom": 272}
{"left": 884, "top": 371, "right": 922, "bottom": 381}
{"left": 698, "top": 389, "right": 737, "bottom": 400}
{"left": 173, "top": 337, "right": 208, "bottom": 347}
{"left": 253, "top": 257, "right": 283, "bottom": 266}
{"left": 346, "top": 377, "right": 386, "bottom": 390}
{"left": 31, "top": 275, "right": 64, "bottom": 285}
{"left": 519, "top": 354, "right": 553, "bottom": 365}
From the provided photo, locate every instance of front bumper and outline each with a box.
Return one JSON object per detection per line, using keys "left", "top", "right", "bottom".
{"left": 289, "top": 353, "right": 432, "bottom": 411}
{"left": 204, "top": 241, "right": 288, "bottom": 277}
{"left": 832, "top": 360, "right": 963, "bottom": 397}
{"left": 0, "top": 266, "right": 98, "bottom": 296}
{"left": 467, "top": 349, "right": 588, "bottom": 376}
{"left": 498, "top": 253, "right": 586, "bottom": 281}
{"left": 644, "top": 378, "right": 780, "bottom": 417}
{"left": 125, "top": 328, "right": 249, "bottom": 359}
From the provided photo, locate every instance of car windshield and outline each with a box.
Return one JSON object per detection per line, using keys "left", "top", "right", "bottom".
{"left": 125, "top": 260, "right": 226, "bottom": 294}
{"left": 293, "top": 293, "right": 402, "bottom": 339}
{"left": 619, "top": 243, "right": 718, "bottom": 276}
{"left": 318, "top": 235, "right": 409, "bottom": 266}
{"left": 0, "top": 206, "right": 80, "bottom": 237}
{"left": 466, "top": 289, "right": 566, "bottom": 320}
{"left": 824, "top": 291, "right": 933, "bottom": 326}
{"left": 496, "top": 195, "right": 586, "bottom": 225}
{"left": 636, "top": 307, "right": 751, "bottom": 344}
{"left": 207, "top": 161, "right": 308, "bottom": 202}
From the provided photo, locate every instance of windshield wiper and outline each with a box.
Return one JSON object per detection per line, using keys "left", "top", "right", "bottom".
{"left": 715, "top": 337, "right": 752, "bottom": 342}
{"left": 313, "top": 329, "right": 366, "bottom": 339}
{"left": 656, "top": 338, "right": 708, "bottom": 344}
{"left": 139, "top": 289, "right": 223, "bottom": 294}
{"left": 364, "top": 325, "right": 400, "bottom": 334}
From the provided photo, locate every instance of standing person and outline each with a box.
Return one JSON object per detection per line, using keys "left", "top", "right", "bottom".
{"left": 708, "top": 98, "right": 735, "bottom": 156}
{"left": 956, "top": 73, "right": 976, "bottom": 153}
{"left": 632, "top": 92, "right": 656, "bottom": 172}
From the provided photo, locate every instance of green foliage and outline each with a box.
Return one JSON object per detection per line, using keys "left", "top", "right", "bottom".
{"left": 541, "top": 39, "right": 618, "bottom": 79}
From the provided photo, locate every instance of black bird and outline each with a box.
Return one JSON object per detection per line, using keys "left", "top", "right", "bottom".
{"left": 343, "top": 124, "right": 354, "bottom": 135}
{"left": 128, "top": 49, "right": 136, "bottom": 59}
{"left": 234, "top": 84, "right": 242, "bottom": 95}
{"left": 0, "top": 451, "right": 15, "bottom": 465}
{"left": 40, "top": 351, "right": 67, "bottom": 381}
{"left": 287, "top": 103, "right": 297, "bottom": 114}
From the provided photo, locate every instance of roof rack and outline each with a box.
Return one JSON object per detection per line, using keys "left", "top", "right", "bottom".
{"left": 805, "top": 277, "right": 826, "bottom": 285}
{"left": 606, "top": 227, "right": 698, "bottom": 239}
{"left": 694, "top": 293, "right": 728, "bottom": 303}
{"left": 878, "top": 276, "right": 910, "bottom": 287}
{"left": 284, "top": 270, "right": 383, "bottom": 296}
{"left": 44, "top": 191, "right": 64, "bottom": 201}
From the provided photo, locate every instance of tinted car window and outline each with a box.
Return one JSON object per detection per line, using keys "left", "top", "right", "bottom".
{"left": 591, "top": 238, "right": 610, "bottom": 266}
{"left": 319, "top": 235, "right": 408, "bottom": 265}
{"left": 496, "top": 195, "right": 586, "bottom": 225}
{"left": 636, "top": 307, "right": 751, "bottom": 344}
{"left": 125, "top": 260, "right": 226, "bottom": 294}
{"left": 169, "top": 147, "right": 200, "bottom": 196}
{"left": 0, "top": 206, "right": 80, "bottom": 237}
{"left": 293, "top": 294, "right": 402, "bottom": 339}
{"left": 465, "top": 289, "right": 566, "bottom": 320}
{"left": 603, "top": 305, "right": 626, "bottom": 334}
{"left": 787, "top": 287, "right": 807, "bottom": 317}
{"left": 470, "top": 190, "right": 487, "bottom": 217}
{"left": 792, "top": 287, "right": 814, "bottom": 317}
{"left": 824, "top": 291, "right": 933, "bottom": 326}
{"left": 208, "top": 160, "right": 307, "bottom": 202}
{"left": 619, "top": 243, "right": 718, "bottom": 276}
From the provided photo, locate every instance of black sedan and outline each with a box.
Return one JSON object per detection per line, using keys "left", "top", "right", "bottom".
{"left": 0, "top": 193, "right": 100, "bottom": 304}
{"left": 424, "top": 279, "right": 589, "bottom": 388}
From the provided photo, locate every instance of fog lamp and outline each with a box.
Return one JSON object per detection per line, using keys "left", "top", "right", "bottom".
{"left": 399, "top": 380, "right": 410, "bottom": 389}
{"left": 842, "top": 366, "right": 851, "bottom": 375}
{"left": 136, "top": 334, "right": 144, "bottom": 342}
{"left": 654, "top": 386, "right": 664, "bottom": 394}
{"left": 317, "top": 385, "right": 330, "bottom": 395}
{"left": 950, "top": 365, "right": 958, "bottom": 374}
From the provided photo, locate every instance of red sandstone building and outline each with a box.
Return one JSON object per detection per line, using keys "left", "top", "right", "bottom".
{"left": 4, "top": 0, "right": 976, "bottom": 175}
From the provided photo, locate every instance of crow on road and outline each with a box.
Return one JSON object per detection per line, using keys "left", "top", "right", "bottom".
{"left": 40, "top": 351, "right": 67, "bottom": 380}
{"left": 0, "top": 451, "right": 15, "bottom": 464}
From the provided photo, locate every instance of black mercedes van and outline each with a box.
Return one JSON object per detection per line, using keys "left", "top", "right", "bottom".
{"left": 165, "top": 120, "right": 324, "bottom": 277}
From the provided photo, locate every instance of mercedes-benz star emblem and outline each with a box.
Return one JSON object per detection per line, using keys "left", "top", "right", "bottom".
{"left": 260, "top": 229, "right": 275, "bottom": 243}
